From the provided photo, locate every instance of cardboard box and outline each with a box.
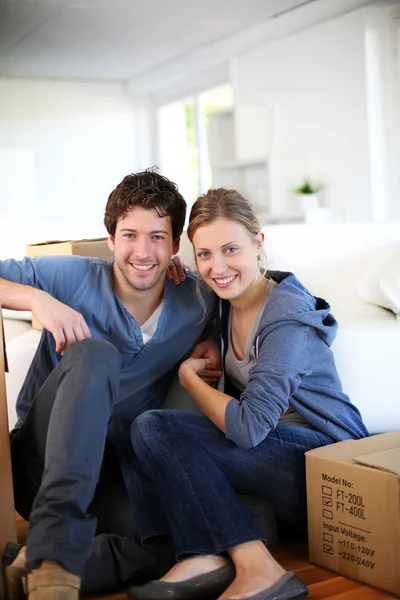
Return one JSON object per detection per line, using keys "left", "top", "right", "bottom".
{"left": 26, "top": 238, "right": 112, "bottom": 261}
{"left": 306, "top": 432, "right": 400, "bottom": 596}
{"left": 26, "top": 238, "right": 113, "bottom": 330}
{"left": 0, "top": 308, "right": 18, "bottom": 562}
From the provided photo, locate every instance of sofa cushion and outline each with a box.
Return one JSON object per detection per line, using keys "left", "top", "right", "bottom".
{"left": 358, "top": 243, "right": 400, "bottom": 318}
{"left": 3, "top": 315, "right": 32, "bottom": 342}
{"left": 332, "top": 304, "right": 400, "bottom": 435}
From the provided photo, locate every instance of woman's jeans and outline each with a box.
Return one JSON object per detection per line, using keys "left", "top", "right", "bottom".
{"left": 130, "top": 409, "right": 333, "bottom": 560}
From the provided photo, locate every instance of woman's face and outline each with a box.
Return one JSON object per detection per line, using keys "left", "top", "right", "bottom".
{"left": 192, "top": 217, "right": 263, "bottom": 301}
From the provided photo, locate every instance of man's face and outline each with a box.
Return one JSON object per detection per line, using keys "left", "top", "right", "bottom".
{"left": 108, "top": 206, "right": 180, "bottom": 292}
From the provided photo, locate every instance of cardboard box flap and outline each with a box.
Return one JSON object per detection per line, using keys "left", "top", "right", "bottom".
{"left": 306, "top": 431, "right": 400, "bottom": 463}
{"left": 28, "top": 238, "right": 107, "bottom": 247}
{"left": 354, "top": 447, "right": 400, "bottom": 477}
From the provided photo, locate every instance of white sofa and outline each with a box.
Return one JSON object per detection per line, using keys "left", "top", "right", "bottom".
{"left": 2, "top": 221, "right": 400, "bottom": 435}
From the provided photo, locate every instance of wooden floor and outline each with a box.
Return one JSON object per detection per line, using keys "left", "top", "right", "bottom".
{"left": 16, "top": 515, "right": 397, "bottom": 600}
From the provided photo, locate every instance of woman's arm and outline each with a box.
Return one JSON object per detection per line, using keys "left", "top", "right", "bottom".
{"left": 179, "top": 320, "right": 315, "bottom": 447}
{"left": 224, "top": 321, "right": 314, "bottom": 447}
{"left": 179, "top": 358, "right": 233, "bottom": 432}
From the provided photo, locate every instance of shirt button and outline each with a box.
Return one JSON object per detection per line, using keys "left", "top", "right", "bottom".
{"left": 135, "top": 325, "right": 140, "bottom": 330}
{"left": 137, "top": 337, "right": 143, "bottom": 343}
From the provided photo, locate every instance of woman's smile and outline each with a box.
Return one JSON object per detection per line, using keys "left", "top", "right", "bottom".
{"left": 213, "top": 274, "right": 238, "bottom": 288}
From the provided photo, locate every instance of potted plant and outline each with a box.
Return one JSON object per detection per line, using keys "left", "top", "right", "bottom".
{"left": 295, "top": 179, "right": 321, "bottom": 212}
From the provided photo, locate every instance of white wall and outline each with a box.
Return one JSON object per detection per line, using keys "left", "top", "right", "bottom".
{"left": 0, "top": 78, "right": 137, "bottom": 223}
{"left": 231, "top": 6, "right": 396, "bottom": 221}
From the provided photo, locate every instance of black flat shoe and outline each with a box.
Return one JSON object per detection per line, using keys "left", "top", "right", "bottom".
{"left": 226, "top": 572, "right": 308, "bottom": 600}
{"left": 127, "top": 563, "right": 235, "bottom": 600}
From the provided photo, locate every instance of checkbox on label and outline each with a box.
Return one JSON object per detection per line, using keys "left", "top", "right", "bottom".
{"left": 322, "top": 486, "right": 332, "bottom": 496}
{"left": 322, "top": 497, "right": 333, "bottom": 507}
{"left": 323, "top": 533, "right": 333, "bottom": 543}
{"left": 323, "top": 509, "right": 333, "bottom": 520}
{"left": 323, "top": 544, "right": 334, "bottom": 555}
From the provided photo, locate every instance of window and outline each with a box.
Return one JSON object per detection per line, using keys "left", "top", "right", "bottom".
{"left": 158, "top": 84, "right": 233, "bottom": 207}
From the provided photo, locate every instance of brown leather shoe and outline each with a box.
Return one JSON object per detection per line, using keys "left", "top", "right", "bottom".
{"left": 1, "top": 543, "right": 26, "bottom": 600}
{"left": 27, "top": 560, "right": 80, "bottom": 600}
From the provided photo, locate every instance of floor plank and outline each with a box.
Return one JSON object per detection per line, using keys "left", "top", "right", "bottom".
{"left": 15, "top": 514, "right": 397, "bottom": 599}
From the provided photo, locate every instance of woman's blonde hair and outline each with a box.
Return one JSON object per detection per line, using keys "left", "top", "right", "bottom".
{"left": 187, "top": 188, "right": 262, "bottom": 243}
{"left": 187, "top": 188, "right": 267, "bottom": 310}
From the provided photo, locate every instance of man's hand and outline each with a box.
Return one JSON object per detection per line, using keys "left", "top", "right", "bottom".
{"left": 166, "top": 256, "right": 190, "bottom": 285}
{"left": 31, "top": 290, "right": 91, "bottom": 355}
{"left": 191, "top": 338, "right": 222, "bottom": 385}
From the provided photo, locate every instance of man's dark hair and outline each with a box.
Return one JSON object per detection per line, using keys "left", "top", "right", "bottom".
{"left": 104, "top": 168, "right": 186, "bottom": 240}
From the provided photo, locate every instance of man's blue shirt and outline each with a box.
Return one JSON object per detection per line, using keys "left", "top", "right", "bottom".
{"left": 0, "top": 255, "right": 215, "bottom": 425}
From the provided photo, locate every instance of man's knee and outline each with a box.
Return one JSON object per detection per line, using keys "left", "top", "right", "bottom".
{"left": 63, "top": 338, "right": 121, "bottom": 373}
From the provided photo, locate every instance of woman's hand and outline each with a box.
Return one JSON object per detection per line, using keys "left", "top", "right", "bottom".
{"left": 179, "top": 357, "right": 213, "bottom": 388}
{"left": 166, "top": 255, "right": 190, "bottom": 285}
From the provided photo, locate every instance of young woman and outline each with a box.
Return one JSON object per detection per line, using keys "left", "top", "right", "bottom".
{"left": 127, "top": 189, "right": 368, "bottom": 600}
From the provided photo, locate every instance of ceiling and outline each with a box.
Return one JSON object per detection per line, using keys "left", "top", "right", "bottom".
{"left": 0, "top": 0, "right": 344, "bottom": 80}
{"left": 0, "top": 0, "right": 390, "bottom": 86}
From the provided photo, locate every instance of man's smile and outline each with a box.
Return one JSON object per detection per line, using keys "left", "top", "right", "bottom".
{"left": 130, "top": 263, "right": 155, "bottom": 272}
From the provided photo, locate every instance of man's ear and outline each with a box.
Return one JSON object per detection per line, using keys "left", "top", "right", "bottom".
{"left": 108, "top": 235, "right": 115, "bottom": 253}
{"left": 172, "top": 237, "right": 180, "bottom": 256}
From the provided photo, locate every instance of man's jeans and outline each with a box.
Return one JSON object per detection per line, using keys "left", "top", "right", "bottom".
{"left": 129, "top": 409, "right": 333, "bottom": 559}
{"left": 10, "top": 338, "right": 124, "bottom": 576}
{"left": 10, "top": 337, "right": 181, "bottom": 592}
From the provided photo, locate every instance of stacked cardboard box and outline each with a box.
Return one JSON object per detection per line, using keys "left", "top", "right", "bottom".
{"left": 26, "top": 238, "right": 112, "bottom": 261}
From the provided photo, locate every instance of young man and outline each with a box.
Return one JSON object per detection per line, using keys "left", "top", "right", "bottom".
{"left": 0, "top": 170, "right": 218, "bottom": 599}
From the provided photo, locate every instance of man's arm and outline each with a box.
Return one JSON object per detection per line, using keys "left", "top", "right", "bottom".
{"left": 0, "top": 275, "right": 40, "bottom": 311}
{"left": 0, "top": 275, "right": 91, "bottom": 354}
